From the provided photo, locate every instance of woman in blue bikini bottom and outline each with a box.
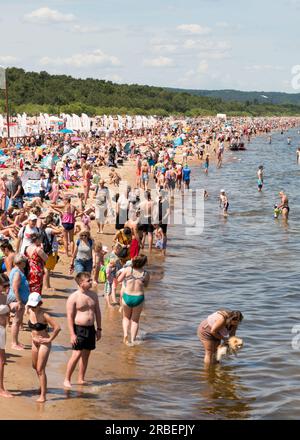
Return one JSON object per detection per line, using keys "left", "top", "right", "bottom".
{"left": 118, "top": 255, "right": 150, "bottom": 345}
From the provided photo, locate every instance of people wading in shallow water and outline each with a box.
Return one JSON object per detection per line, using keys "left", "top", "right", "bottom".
{"left": 117, "top": 255, "right": 150, "bottom": 345}
{"left": 197, "top": 310, "right": 244, "bottom": 366}
{"left": 278, "top": 191, "right": 289, "bottom": 220}
{"left": 219, "top": 189, "right": 229, "bottom": 217}
{"left": 257, "top": 165, "right": 264, "bottom": 192}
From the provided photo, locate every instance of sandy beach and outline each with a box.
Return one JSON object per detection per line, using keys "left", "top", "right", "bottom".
{"left": 0, "top": 136, "right": 217, "bottom": 419}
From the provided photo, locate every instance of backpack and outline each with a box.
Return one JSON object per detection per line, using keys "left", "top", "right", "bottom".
{"left": 21, "top": 226, "right": 53, "bottom": 255}
{"left": 41, "top": 230, "right": 53, "bottom": 255}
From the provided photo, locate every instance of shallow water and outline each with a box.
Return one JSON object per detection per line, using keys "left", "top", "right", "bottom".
{"left": 57, "top": 129, "right": 300, "bottom": 420}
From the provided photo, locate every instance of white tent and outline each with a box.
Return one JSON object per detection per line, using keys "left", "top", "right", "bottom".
{"left": 81, "top": 113, "right": 90, "bottom": 132}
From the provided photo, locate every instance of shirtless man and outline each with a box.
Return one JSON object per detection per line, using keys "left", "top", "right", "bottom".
{"left": 278, "top": 191, "right": 289, "bottom": 220}
{"left": 296, "top": 148, "right": 300, "bottom": 164}
{"left": 63, "top": 272, "right": 102, "bottom": 388}
{"left": 257, "top": 166, "right": 264, "bottom": 192}
{"left": 219, "top": 189, "right": 229, "bottom": 217}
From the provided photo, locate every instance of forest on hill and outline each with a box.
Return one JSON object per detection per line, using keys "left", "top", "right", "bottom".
{"left": 167, "top": 88, "right": 300, "bottom": 106}
{"left": 1, "top": 68, "right": 300, "bottom": 117}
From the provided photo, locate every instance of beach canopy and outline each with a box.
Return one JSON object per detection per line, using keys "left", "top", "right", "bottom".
{"left": 59, "top": 128, "right": 74, "bottom": 134}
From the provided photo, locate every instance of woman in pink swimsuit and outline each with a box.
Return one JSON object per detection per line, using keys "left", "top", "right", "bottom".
{"left": 197, "top": 310, "right": 243, "bottom": 366}
{"left": 52, "top": 197, "right": 79, "bottom": 257}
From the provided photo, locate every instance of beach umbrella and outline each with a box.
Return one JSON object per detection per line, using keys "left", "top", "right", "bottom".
{"left": 59, "top": 128, "right": 74, "bottom": 134}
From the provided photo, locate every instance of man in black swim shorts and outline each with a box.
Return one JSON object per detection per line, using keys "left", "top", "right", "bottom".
{"left": 64, "top": 272, "right": 102, "bottom": 388}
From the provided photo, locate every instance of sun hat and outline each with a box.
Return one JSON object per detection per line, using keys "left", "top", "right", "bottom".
{"left": 28, "top": 214, "right": 38, "bottom": 221}
{"left": 26, "top": 292, "right": 42, "bottom": 307}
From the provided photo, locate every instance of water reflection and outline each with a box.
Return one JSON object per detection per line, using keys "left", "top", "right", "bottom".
{"left": 197, "top": 365, "right": 255, "bottom": 419}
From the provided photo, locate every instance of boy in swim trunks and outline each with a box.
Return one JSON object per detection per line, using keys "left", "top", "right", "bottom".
{"left": 0, "top": 274, "right": 13, "bottom": 397}
{"left": 64, "top": 272, "right": 102, "bottom": 388}
{"left": 219, "top": 190, "right": 229, "bottom": 216}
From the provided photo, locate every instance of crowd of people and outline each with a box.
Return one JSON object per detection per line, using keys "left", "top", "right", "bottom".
{"left": 0, "top": 115, "right": 299, "bottom": 401}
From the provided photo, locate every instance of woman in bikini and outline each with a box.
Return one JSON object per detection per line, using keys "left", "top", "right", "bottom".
{"left": 52, "top": 197, "right": 79, "bottom": 257}
{"left": 141, "top": 160, "right": 150, "bottom": 191}
{"left": 197, "top": 310, "right": 243, "bottom": 366}
{"left": 26, "top": 292, "right": 60, "bottom": 402}
{"left": 278, "top": 191, "right": 290, "bottom": 220}
{"left": 117, "top": 255, "right": 150, "bottom": 345}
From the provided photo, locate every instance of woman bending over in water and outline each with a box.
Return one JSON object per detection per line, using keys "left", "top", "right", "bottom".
{"left": 197, "top": 310, "right": 243, "bottom": 366}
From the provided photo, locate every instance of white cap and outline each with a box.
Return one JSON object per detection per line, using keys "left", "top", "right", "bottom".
{"left": 28, "top": 214, "right": 38, "bottom": 221}
{"left": 220, "top": 189, "right": 225, "bottom": 193}
{"left": 26, "top": 292, "right": 42, "bottom": 307}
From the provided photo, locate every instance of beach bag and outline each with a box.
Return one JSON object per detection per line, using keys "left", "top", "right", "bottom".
{"left": 99, "top": 265, "right": 107, "bottom": 283}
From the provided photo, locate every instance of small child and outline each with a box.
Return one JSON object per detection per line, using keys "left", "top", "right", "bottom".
{"left": 93, "top": 243, "right": 107, "bottom": 284}
{"left": 104, "top": 258, "right": 118, "bottom": 307}
{"left": 0, "top": 273, "right": 13, "bottom": 398}
{"left": 154, "top": 224, "right": 167, "bottom": 256}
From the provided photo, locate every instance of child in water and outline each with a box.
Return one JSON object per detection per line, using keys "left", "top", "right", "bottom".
{"left": 104, "top": 258, "right": 118, "bottom": 307}
{"left": 154, "top": 224, "right": 167, "bottom": 256}
{"left": 93, "top": 243, "right": 107, "bottom": 285}
{"left": 273, "top": 205, "right": 281, "bottom": 219}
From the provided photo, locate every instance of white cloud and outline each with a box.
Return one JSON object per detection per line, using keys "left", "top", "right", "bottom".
{"left": 183, "top": 39, "right": 197, "bottom": 49}
{"left": 197, "top": 60, "right": 209, "bottom": 73}
{"left": 70, "top": 24, "right": 101, "bottom": 33}
{"left": 151, "top": 43, "right": 178, "bottom": 53}
{"left": 40, "top": 49, "right": 121, "bottom": 68}
{"left": 182, "top": 39, "right": 231, "bottom": 59}
{"left": 0, "top": 55, "right": 18, "bottom": 64}
{"left": 245, "top": 64, "right": 284, "bottom": 72}
{"left": 143, "top": 56, "right": 174, "bottom": 67}
{"left": 179, "top": 60, "right": 209, "bottom": 84}
{"left": 24, "top": 7, "right": 76, "bottom": 24}
{"left": 177, "top": 24, "right": 211, "bottom": 35}
{"left": 101, "top": 74, "right": 123, "bottom": 83}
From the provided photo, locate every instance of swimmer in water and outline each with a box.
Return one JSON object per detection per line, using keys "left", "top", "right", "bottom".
{"left": 257, "top": 165, "right": 264, "bottom": 192}
{"left": 219, "top": 189, "right": 229, "bottom": 217}
{"left": 278, "top": 191, "right": 289, "bottom": 220}
{"left": 287, "top": 137, "right": 291, "bottom": 145}
{"left": 296, "top": 148, "right": 300, "bottom": 164}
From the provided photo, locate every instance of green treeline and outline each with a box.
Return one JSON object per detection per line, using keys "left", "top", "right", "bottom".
{"left": 1, "top": 67, "right": 300, "bottom": 117}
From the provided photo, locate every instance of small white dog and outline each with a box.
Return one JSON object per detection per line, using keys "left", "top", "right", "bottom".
{"left": 216, "top": 336, "right": 243, "bottom": 362}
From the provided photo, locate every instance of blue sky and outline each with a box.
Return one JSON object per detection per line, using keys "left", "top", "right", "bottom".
{"left": 0, "top": 0, "right": 299, "bottom": 92}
